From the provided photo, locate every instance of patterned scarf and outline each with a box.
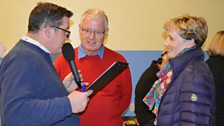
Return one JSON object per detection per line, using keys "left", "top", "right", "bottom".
{"left": 143, "top": 47, "right": 195, "bottom": 116}
{"left": 143, "top": 63, "right": 172, "bottom": 115}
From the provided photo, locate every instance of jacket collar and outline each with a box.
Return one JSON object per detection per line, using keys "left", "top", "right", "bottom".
{"left": 169, "top": 47, "right": 205, "bottom": 79}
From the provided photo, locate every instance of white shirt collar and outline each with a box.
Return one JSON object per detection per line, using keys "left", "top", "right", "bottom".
{"left": 21, "top": 36, "right": 51, "bottom": 54}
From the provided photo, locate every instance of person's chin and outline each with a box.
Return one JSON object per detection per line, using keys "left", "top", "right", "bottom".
{"left": 58, "top": 48, "right": 62, "bottom": 53}
{"left": 167, "top": 53, "right": 175, "bottom": 59}
{"left": 52, "top": 48, "right": 62, "bottom": 55}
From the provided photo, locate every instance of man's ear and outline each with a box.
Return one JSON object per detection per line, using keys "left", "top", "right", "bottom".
{"left": 104, "top": 28, "right": 109, "bottom": 37}
{"left": 43, "top": 26, "right": 53, "bottom": 39}
{"left": 78, "top": 24, "right": 82, "bottom": 34}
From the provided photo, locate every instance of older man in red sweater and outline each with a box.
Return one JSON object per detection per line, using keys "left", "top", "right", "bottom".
{"left": 54, "top": 8, "right": 132, "bottom": 126}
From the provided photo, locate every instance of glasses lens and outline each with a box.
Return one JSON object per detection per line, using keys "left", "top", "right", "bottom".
{"left": 81, "top": 27, "right": 104, "bottom": 37}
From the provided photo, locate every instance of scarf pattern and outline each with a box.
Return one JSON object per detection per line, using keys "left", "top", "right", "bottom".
{"left": 143, "top": 63, "right": 172, "bottom": 115}
{"left": 143, "top": 47, "right": 195, "bottom": 116}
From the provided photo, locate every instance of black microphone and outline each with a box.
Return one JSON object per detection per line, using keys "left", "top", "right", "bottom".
{"left": 62, "top": 43, "right": 81, "bottom": 88}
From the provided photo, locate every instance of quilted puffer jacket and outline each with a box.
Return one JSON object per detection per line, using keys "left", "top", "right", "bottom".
{"left": 157, "top": 48, "right": 215, "bottom": 126}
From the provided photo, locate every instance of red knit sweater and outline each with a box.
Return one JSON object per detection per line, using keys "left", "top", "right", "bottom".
{"left": 54, "top": 47, "right": 132, "bottom": 126}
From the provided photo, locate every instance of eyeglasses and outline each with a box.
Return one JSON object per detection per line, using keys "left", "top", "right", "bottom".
{"left": 53, "top": 26, "right": 71, "bottom": 38}
{"left": 80, "top": 26, "right": 105, "bottom": 37}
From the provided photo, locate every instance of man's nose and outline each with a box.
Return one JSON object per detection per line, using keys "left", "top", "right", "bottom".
{"left": 90, "top": 31, "right": 96, "bottom": 39}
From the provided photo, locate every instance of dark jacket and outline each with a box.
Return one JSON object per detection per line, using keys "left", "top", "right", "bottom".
{"left": 135, "top": 61, "right": 159, "bottom": 126}
{"left": 206, "top": 55, "right": 224, "bottom": 126}
{"left": 157, "top": 48, "right": 215, "bottom": 126}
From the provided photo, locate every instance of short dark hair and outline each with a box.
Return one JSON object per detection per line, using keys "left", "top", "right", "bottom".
{"left": 28, "top": 2, "right": 73, "bottom": 32}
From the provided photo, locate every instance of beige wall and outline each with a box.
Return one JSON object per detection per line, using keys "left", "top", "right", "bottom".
{"left": 1, "top": 0, "right": 224, "bottom": 51}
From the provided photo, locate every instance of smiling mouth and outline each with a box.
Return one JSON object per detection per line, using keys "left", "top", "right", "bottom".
{"left": 87, "top": 41, "right": 96, "bottom": 45}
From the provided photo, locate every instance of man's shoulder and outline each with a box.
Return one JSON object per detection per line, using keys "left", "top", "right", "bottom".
{"left": 104, "top": 47, "right": 126, "bottom": 60}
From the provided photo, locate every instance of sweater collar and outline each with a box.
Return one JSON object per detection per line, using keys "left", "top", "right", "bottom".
{"left": 21, "top": 36, "right": 50, "bottom": 54}
{"left": 78, "top": 45, "right": 104, "bottom": 60}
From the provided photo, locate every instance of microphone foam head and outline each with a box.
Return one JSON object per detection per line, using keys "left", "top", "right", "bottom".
{"left": 62, "top": 43, "right": 75, "bottom": 61}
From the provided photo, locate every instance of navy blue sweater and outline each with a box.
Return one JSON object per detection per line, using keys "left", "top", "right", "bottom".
{"left": 0, "top": 40, "right": 80, "bottom": 126}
